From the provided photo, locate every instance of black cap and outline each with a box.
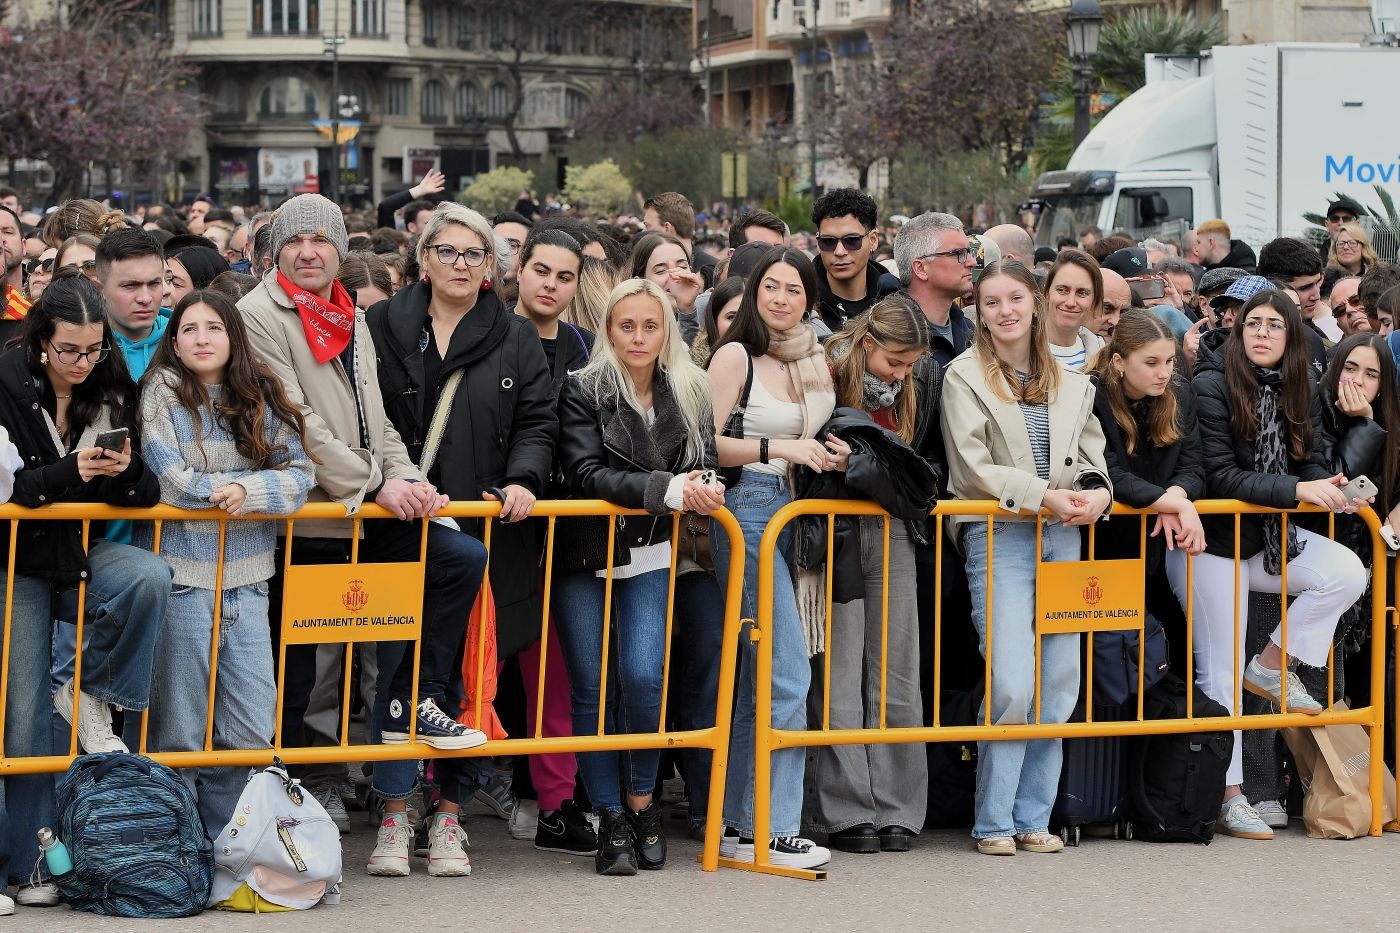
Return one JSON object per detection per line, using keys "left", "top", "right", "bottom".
{"left": 727, "top": 241, "right": 775, "bottom": 281}
{"left": 1327, "top": 198, "right": 1362, "bottom": 220}
{"left": 1101, "top": 247, "right": 1150, "bottom": 278}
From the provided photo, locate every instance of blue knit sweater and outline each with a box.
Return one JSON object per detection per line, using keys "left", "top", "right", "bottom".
{"left": 136, "top": 373, "right": 315, "bottom": 589}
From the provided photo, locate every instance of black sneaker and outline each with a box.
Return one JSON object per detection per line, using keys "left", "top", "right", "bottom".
{"left": 382, "top": 697, "right": 488, "bottom": 750}
{"left": 535, "top": 799, "right": 599, "bottom": 856}
{"left": 595, "top": 809, "right": 638, "bottom": 876}
{"left": 626, "top": 801, "right": 667, "bottom": 870}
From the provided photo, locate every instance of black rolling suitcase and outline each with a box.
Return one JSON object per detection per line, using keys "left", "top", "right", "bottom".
{"left": 1052, "top": 701, "right": 1131, "bottom": 846}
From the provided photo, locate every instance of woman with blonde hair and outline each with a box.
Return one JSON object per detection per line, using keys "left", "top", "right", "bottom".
{"left": 1327, "top": 222, "right": 1379, "bottom": 277}
{"left": 940, "top": 259, "right": 1112, "bottom": 856}
{"left": 805, "top": 293, "right": 937, "bottom": 854}
{"left": 565, "top": 254, "right": 620, "bottom": 334}
{"left": 554, "top": 278, "right": 724, "bottom": 875}
{"left": 41, "top": 199, "right": 126, "bottom": 248}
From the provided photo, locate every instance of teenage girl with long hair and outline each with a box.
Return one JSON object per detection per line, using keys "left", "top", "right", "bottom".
{"left": 940, "top": 259, "right": 1112, "bottom": 856}
{"left": 137, "top": 289, "right": 316, "bottom": 837}
{"left": 1172, "top": 289, "right": 1368, "bottom": 841}
{"left": 805, "top": 294, "right": 935, "bottom": 854}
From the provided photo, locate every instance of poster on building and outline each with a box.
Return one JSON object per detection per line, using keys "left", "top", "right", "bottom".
{"left": 259, "top": 147, "right": 319, "bottom": 193}
{"left": 217, "top": 157, "right": 250, "bottom": 190}
{"left": 404, "top": 146, "right": 442, "bottom": 179}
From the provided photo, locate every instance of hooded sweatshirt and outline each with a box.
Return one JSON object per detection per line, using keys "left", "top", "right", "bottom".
{"left": 114, "top": 306, "right": 173, "bottom": 379}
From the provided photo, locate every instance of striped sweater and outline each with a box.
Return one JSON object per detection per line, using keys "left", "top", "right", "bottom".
{"left": 136, "top": 373, "right": 314, "bottom": 589}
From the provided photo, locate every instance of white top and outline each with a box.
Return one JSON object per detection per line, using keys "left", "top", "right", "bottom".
{"left": 743, "top": 370, "right": 809, "bottom": 475}
{"left": 1051, "top": 336, "right": 1087, "bottom": 372}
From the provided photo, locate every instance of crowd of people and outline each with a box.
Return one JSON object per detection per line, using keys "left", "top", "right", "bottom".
{"left": 0, "top": 178, "right": 1393, "bottom": 909}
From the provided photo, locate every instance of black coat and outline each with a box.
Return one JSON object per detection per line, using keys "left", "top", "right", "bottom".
{"left": 554, "top": 370, "right": 716, "bottom": 574}
{"left": 814, "top": 260, "right": 903, "bottom": 333}
{"left": 791, "top": 407, "right": 941, "bottom": 603}
{"left": 1092, "top": 375, "right": 1204, "bottom": 570}
{"left": 366, "top": 283, "right": 558, "bottom": 656}
{"left": 1204, "top": 239, "right": 1258, "bottom": 275}
{"left": 1192, "top": 329, "right": 1331, "bottom": 560}
{"left": 0, "top": 347, "right": 159, "bottom": 583}
{"left": 1317, "top": 391, "right": 1390, "bottom": 506}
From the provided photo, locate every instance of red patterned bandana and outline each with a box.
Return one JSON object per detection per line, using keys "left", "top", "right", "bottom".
{"left": 277, "top": 270, "right": 355, "bottom": 364}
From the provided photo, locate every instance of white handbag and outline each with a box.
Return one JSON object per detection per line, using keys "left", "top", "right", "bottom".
{"left": 208, "top": 761, "right": 343, "bottom": 911}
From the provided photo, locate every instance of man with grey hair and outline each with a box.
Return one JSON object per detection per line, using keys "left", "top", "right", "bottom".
{"left": 894, "top": 211, "right": 975, "bottom": 370}
{"left": 983, "top": 223, "right": 1035, "bottom": 266}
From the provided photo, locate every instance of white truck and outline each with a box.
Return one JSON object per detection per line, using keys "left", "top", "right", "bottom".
{"left": 1029, "top": 43, "right": 1400, "bottom": 255}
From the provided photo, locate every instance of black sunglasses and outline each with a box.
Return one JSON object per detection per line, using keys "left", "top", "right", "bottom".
{"left": 814, "top": 233, "right": 870, "bottom": 252}
{"left": 28, "top": 257, "right": 54, "bottom": 274}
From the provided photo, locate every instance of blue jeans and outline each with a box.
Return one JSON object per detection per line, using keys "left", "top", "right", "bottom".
{"left": 673, "top": 570, "right": 725, "bottom": 829}
{"left": 962, "top": 521, "right": 1081, "bottom": 840}
{"left": 0, "top": 539, "right": 170, "bottom": 884}
{"left": 553, "top": 568, "right": 670, "bottom": 812}
{"left": 709, "top": 470, "right": 808, "bottom": 838}
{"left": 148, "top": 582, "right": 275, "bottom": 841}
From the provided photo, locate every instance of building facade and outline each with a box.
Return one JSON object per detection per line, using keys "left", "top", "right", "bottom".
{"left": 171, "top": 0, "right": 691, "bottom": 206}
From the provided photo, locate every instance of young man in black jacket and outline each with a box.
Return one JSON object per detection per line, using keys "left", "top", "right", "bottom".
{"left": 811, "top": 188, "right": 902, "bottom": 332}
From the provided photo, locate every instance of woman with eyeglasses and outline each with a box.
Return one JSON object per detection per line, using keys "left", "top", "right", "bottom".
{"left": 0, "top": 270, "right": 170, "bottom": 899}
{"left": 1326, "top": 222, "right": 1379, "bottom": 278}
{"left": 26, "top": 247, "right": 57, "bottom": 303}
{"left": 1171, "top": 289, "right": 1368, "bottom": 841}
{"left": 55, "top": 235, "right": 101, "bottom": 285}
{"left": 365, "top": 202, "right": 557, "bottom": 878}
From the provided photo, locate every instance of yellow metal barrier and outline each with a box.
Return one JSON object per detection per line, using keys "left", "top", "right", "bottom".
{"left": 0, "top": 500, "right": 746, "bottom": 873}
{"left": 721, "top": 499, "right": 1390, "bottom": 880}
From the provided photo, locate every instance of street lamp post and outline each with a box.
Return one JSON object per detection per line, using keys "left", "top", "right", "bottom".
{"left": 324, "top": 0, "right": 347, "bottom": 205}
{"left": 807, "top": 0, "right": 820, "bottom": 202}
{"left": 1065, "top": 0, "right": 1103, "bottom": 150}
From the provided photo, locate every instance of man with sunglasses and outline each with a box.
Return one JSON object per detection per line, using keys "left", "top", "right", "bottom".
{"left": 1319, "top": 198, "right": 1362, "bottom": 263}
{"left": 1328, "top": 275, "right": 1369, "bottom": 336}
{"left": 810, "top": 188, "right": 901, "bottom": 333}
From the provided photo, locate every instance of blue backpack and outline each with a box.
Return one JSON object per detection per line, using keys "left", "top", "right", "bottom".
{"left": 54, "top": 753, "right": 214, "bottom": 918}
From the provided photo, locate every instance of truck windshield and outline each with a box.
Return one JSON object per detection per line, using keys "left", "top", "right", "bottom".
{"left": 1033, "top": 195, "right": 1105, "bottom": 247}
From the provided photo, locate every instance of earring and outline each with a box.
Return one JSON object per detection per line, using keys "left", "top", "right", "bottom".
{"left": 39, "top": 351, "right": 48, "bottom": 365}
{"left": 1114, "top": 368, "right": 1125, "bottom": 378}
{"left": 482, "top": 278, "right": 493, "bottom": 291}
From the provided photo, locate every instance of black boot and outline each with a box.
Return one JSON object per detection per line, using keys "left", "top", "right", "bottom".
{"left": 626, "top": 801, "right": 667, "bottom": 870}
{"left": 595, "top": 809, "right": 638, "bottom": 876}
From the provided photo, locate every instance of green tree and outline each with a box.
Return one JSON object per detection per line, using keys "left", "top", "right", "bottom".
{"left": 459, "top": 166, "right": 534, "bottom": 216}
{"left": 1031, "top": 9, "right": 1226, "bottom": 173}
{"left": 889, "top": 146, "right": 1032, "bottom": 222}
{"left": 564, "top": 160, "right": 635, "bottom": 217}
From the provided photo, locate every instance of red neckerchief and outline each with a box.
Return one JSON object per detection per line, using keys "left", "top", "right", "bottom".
{"left": 277, "top": 270, "right": 355, "bottom": 364}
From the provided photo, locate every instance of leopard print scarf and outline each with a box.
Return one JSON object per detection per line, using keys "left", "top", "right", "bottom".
{"left": 1252, "top": 367, "right": 1305, "bottom": 575}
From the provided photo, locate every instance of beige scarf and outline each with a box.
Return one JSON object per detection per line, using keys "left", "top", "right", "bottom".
{"left": 765, "top": 322, "right": 834, "bottom": 441}
{"left": 765, "top": 323, "right": 837, "bottom": 657}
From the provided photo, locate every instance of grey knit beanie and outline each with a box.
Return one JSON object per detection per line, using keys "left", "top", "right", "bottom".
{"left": 270, "top": 194, "right": 349, "bottom": 263}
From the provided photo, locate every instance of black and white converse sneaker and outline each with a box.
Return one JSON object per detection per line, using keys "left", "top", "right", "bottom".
{"left": 719, "top": 828, "right": 831, "bottom": 869}
{"left": 382, "top": 697, "right": 488, "bottom": 750}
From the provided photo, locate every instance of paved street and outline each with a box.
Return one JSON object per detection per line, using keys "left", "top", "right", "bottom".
{"left": 14, "top": 790, "right": 1396, "bottom": 932}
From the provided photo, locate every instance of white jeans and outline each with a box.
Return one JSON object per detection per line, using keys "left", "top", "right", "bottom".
{"left": 1166, "top": 528, "right": 1366, "bottom": 786}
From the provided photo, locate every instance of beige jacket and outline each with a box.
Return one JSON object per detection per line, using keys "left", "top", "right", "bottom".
{"left": 240, "top": 270, "right": 422, "bottom": 537}
{"left": 939, "top": 349, "right": 1111, "bottom": 529}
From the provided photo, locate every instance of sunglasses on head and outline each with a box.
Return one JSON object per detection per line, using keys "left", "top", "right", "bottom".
{"left": 815, "top": 232, "right": 870, "bottom": 252}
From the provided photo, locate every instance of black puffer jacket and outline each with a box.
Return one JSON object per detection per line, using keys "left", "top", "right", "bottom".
{"left": 0, "top": 347, "right": 159, "bottom": 583}
{"left": 1317, "top": 391, "right": 1390, "bottom": 508}
{"left": 1092, "top": 375, "right": 1204, "bottom": 570}
{"left": 791, "top": 407, "right": 941, "bottom": 603}
{"left": 1192, "top": 328, "right": 1331, "bottom": 560}
{"left": 554, "top": 370, "right": 716, "bottom": 575}
{"left": 367, "top": 282, "right": 558, "bottom": 656}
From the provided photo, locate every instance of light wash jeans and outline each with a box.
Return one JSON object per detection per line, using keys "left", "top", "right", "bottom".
{"left": 553, "top": 567, "right": 670, "bottom": 812}
{"left": 710, "top": 470, "right": 808, "bottom": 838}
{"left": 962, "top": 520, "right": 1081, "bottom": 840}
{"left": 0, "top": 539, "right": 170, "bottom": 884}
{"left": 148, "top": 582, "right": 275, "bottom": 841}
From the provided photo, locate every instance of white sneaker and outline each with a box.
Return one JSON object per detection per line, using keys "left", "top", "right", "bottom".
{"left": 366, "top": 815, "right": 412, "bottom": 877}
{"left": 16, "top": 856, "right": 60, "bottom": 907}
{"left": 1254, "top": 799, "right": 1290, "bottom": 829}
{"left": 719, "top": 830, "right": 830, "bottom": 870}
{"left": 52, "top": 680, "right": 127, "bottom": 754}
{"left": 509, "top": 798, "right": 539, "bottom": 840}
{"left": 0, "top": 891, "right": 12, "bottom": 915}
{"left": 426, "top": 813, "right": 472, "bottom": 877}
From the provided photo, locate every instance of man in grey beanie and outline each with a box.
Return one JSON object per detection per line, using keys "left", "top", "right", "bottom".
{"left": 237, "top": 193, "right": 490, "bottom": 847}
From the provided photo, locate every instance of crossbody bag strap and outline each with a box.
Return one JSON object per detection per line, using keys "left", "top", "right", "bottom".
{"left": 419, "top": 368, "right": 465, "bottom": 476}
